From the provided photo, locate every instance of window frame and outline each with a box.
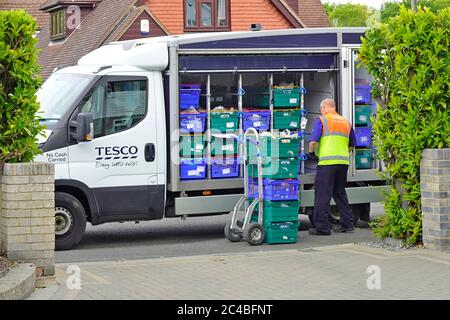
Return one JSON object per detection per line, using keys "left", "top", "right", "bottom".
{"left": 184, "top": 0, "right": 231, "bottom": 32}
{"left": 72, "top": 76, "right": 149, "bottom": 140}
{"left": 50, "top": 10, "right": 65, "bottom": 41}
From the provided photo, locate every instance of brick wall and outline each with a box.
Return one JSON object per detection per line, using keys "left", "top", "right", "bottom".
{"left": 420, "top": 149, "right": 450, "bottom": 252}
{"left": 0, "top": 163, "right": 55, "bottom": 276}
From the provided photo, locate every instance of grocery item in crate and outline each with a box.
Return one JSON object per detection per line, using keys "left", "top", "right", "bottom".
{"left": 242, "top": 110, "right": 271, "bottom": 131}
{"left": 180, "top": 83, "right": 201, "bottom": 110}
{"left": 179, "top": 113, "right": 207, "bottom": 133}
{"left": 180, "top": 158, "right": 207, "bottom": 180}
{"left": 211, "top": 157, "right": 240, "bottom": 179}
{"left": 210, "top": 136, "right": 238, "bottom": 156}
{"left": 355, "top": 127, "right": 372, "bottom": 147}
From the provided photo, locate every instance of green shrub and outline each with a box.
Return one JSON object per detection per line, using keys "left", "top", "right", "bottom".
{"left": 359, "top": 6, "right": 450, "bottom": 245}
{"left": 0, "top": 10, "right": 43, "bottom": 166}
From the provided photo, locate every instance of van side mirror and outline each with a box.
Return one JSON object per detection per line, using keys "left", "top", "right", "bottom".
{"left": 70, "top": 113, "right": 94, "bottom": 142}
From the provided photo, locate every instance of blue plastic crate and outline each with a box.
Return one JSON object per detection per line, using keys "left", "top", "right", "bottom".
{"left": 179, "top": 113, "right": 207, "bottom": 133}
{"left": 242, "top": 110, "right": 271, "bottom": 131}
{"left": 180, "top": 158, "right": 207, "bottom": 180}
{"left": 211, "top": 157, "right": 240, "bottom": 179}
{"left": 355, "top": 127, "right": 372, "bottom": 147}
{"left": 355, "top": 84, "right": 371, "bottom": 104}
{"left": 180, "top": 84, "right": 201, "bottom": 110}
{"left": 253, "top": 179, "right": 300, "bottom": 201}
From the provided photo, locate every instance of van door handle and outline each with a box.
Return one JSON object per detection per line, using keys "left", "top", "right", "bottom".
{"left": 145, "top": 143, "right": 155, "bottom": 162}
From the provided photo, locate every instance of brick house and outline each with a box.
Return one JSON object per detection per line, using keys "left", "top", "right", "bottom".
{"left": 1, "top": 0, "right": 330, "bottom": 79}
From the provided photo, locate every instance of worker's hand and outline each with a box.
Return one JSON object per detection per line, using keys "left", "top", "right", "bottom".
{"left": 308, "top": 152, "right": 319, "bottom": 162}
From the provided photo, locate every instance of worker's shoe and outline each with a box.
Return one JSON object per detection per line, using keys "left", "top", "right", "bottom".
{"left": 333, "top": 225, "right": 354, "bottom": 233}
{"left": 308, "top": 228, "right": 331, "bottom": 236}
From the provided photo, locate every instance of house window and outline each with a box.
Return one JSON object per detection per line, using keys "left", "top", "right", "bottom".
{"left": 50, "top": 10, "right": 65, "bottom": 40}
{"left": 184, "top": 0, "right": 230, "bottom": 31}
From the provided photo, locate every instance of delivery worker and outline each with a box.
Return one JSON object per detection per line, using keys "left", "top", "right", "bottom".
{"left": 307, "top": 98, "right": 356, "bottom": 235}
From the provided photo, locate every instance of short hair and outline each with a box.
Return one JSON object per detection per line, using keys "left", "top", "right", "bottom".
{"left": 320, "top": 98, "right": 336, "bottom": 109}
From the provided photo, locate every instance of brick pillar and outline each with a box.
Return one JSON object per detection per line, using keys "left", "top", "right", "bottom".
{"left": 420, "top": 149, "right": 450, "bottom": 252}
{"left": 0, "top": 163, "right": 55, "bottom": 276}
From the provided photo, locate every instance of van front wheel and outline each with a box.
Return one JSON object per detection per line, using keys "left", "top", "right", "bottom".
{"left": 55, "top": 192, "right": 87, "bottom": 251}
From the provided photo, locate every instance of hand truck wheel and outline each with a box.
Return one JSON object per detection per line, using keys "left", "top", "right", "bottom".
{"left": 224, "top": 220, "right": 242, "bottom": 242}
{"left": 243, "top": 223, "right": 265, "bottom": 246}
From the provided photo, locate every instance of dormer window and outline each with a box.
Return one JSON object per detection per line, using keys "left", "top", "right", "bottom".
{"left": 50, "top": 10, "right": 65, "bottom": 40}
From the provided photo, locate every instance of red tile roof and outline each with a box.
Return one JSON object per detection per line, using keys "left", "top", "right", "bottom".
{"left": 297, "top": 0, "right": 330, "bottom": 27}
{"left": 0, "top": 0, "right": 49, "bottom": 28}
{"left": 37, "top": 0, "right": 138, "bottom": 79}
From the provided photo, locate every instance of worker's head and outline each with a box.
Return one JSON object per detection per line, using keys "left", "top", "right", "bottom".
{"left": 319, "top": 98, "right": 336, "bottom": 116}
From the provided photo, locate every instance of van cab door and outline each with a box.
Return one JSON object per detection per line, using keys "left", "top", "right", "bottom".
{"left": 68, "top": 73, "right": 165, "bottom": 223}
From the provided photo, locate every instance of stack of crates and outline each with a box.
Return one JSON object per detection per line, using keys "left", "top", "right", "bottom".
{"left": 209, "top": 111, "right": 241, "bottom": 179}
{"left": 354, "top": 82, "right": 375, "bottom": 169}
{"left": 272, "top": 86, "right": 302, "bottom": 130}
{"left": 179, "top": 83, "right": 208, "bottom": 180}
{"left": 248, "top": 135, "right": 301, "bottom": 244}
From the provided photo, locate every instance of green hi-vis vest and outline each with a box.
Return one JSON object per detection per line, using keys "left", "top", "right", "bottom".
{"left": 317, "top": 111, "right": 351, "bottom": 166}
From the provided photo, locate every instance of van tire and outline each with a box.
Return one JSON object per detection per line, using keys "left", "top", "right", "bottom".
{"left": 55, "top": 192, "right": 87, "bottom": 251}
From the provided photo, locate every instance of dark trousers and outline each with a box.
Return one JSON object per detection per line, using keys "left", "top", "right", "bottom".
{"left": 313, "top": 164, "right": 353, "bottom": 233}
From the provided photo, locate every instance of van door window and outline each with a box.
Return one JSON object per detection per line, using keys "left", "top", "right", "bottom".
{"left": 80, "top": 79, "right": 147, "bottom": 139}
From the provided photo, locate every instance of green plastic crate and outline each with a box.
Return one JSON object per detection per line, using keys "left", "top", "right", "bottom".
{"left": 355, "top": 149, "right": 374, "bottom": 169}
{"left": 179, "top": 135, "right": 205, "bottom": 157}
{"left": 355, "top": 105, "right": 372, "bottom": 126}
{"left": 210, "top": 136, "right": 238, "bottom": 156}
{"left": 273, "top": 109, "right": 301, "bottom": 129}
{"left": 273, "top": 87, "right": 300, "bottom": 108}
{"left": 264, "top": 221, "right": 299, "bottom": 244}
{"left": 251, "top": 201, "right": 299, "bottom": 223}
{"left": 248, "top": 135, "right": 300, "bottom": 159}
{"left": 248, "top": 157, "right": 299, "bottom": 179}
{"left": 243, "top": 88, "right": 270, "bottom": 108}
{"left": 210, "top": 112, "right": 240, "bottom": 132}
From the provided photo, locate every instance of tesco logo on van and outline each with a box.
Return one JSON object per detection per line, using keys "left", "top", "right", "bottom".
{"left": 95, "top": 146, "right": 138, "bottom": 160}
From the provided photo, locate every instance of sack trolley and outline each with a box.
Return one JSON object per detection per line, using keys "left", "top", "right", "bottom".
{"left": 220, "top": 127, "right": 266, "bottom": 245}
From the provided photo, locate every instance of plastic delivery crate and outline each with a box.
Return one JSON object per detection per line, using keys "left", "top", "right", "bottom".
{"left": 355, "top": 84, "right": 371, "bottom": 105}
{"left": 242, "top": 110, "right": 271, "bottom": 131}
{"left": 264, "top": 221, "right": 299, "bottom": 244}
{"left": 180, "top": 84, "right": 201, "bottom": 110}
{"left": 248, "top": 157, "right": 300, "bottom": 179}
{"left": 355, "top": 149, "right": 374, "bottom": 169}
{"left": 273, "top": 109, "right": 301, "bottom": 130}
{"left": 242, "top": 88, "right": 270, "bottom": 108}
{"left": 251, "top": 201, "right": 299, "bottom": 223}
{"left": 273, "top": 87, "right": 300, "bottom": 108}
{"left": 179, "top": 135, "right": 206, "bottom": 157}
{"left": 180, "top": 158, "right": 207, "bottom": 180}
{"left": 248, "top": 136, "right": 300, "bottom": 159}
{"left": 179, "top": 113, "right": 207, "bottom": 133}
{"left": 210, "top": 112, "right": 240, "bottom": 133}
{"left": 210, "top": 136, "right": 238, "bottom": 156}
{"left": 211, "top": 157, "right": 240, "bottom": 179}
{"left": 355, "top": 105, "right": 372, "bottom": 126}
{"left": 355, "top": 127, "right": 372, "bottom": 147}
{"left": 252, "top": 179, "right": 300, "bottom": 201}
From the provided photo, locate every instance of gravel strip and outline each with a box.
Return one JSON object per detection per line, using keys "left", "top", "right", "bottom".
{"left": 359, "top": 240, "right": 417, "bottom": 252}
{"left": 0, "top": 256, "right": 9, "bottom": 278}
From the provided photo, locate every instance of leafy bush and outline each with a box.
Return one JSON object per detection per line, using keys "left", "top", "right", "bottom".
{"left": 359, "top": 6, "right": 450, "bottom": 245}
{"left": 0, "top": 10, "right": 43, "bottom": 166}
